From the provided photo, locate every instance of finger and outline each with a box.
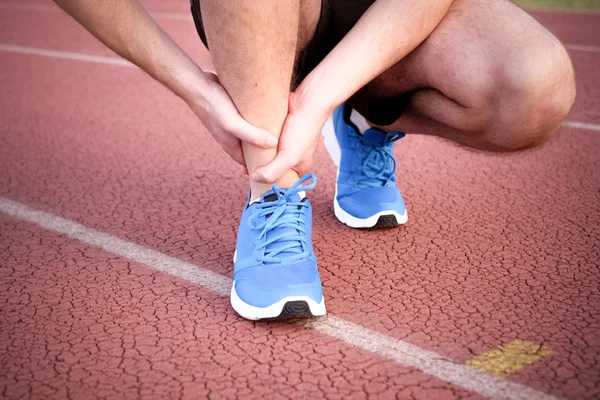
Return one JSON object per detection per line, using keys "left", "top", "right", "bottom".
{"left": 229, "top": 117, "right": 278, "bottom": 149}
{"left": 252, "top": 151, "right": 296, "bottom": 183}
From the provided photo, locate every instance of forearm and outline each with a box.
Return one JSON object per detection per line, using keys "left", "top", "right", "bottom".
{"left": 295, "top": 0, "right": 453, "bottom": 113}
{"left": 54, "top": 0, "right": 208, "bottom": 102}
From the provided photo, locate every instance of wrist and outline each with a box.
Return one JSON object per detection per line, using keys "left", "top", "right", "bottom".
{"left": 172, "top": 64, "right": 212, "bottom": 106}
{"left": 291, "top": 67, "right": 340, "bottom": 119}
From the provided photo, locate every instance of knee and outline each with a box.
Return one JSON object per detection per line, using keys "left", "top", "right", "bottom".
{"left": 482, "top": 40, "right": 576, "bottom": 151}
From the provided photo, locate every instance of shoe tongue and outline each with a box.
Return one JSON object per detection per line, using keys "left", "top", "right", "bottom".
{"left": 262, "top": 192, "right": 280, "bottom": 203}
{"left": 261, "top": 189, "right": 301, "bottom": 203}
{"left": 362, "top": 128, "right": 388, "bottom": 145}
{"left": 259, "top": 188, "right": 303, "bottom": 263}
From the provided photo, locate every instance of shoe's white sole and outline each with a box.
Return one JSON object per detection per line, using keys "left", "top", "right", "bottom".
{"left": 321, "top": 115, "right": 408, "bottom": 229}
{"left": 231, "top": 251, "right": 326, "bottom": 320}
{"left": 231, "top": 286, "right": 326, "bottom": 321}
{"left": 333, "top": 197, "right": 407, "bottom": 228}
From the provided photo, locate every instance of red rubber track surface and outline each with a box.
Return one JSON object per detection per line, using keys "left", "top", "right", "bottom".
{"left": 1, "top": 1, "right": 599, "bottom": 399}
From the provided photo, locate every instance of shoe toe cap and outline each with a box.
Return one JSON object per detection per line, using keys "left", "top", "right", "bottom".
{"left": 234, "top": 262, "right": 323, "bottom": 308}
{"left": 338, "top": 186, "right": 406, "bottom": 219}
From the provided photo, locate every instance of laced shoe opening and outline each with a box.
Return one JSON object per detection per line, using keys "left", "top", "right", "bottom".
{"left": 248, "top": 175, "right": 316, "bottom": 264}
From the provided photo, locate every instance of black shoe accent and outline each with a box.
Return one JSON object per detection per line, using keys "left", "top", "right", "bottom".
{"left": 263, "top": 193, "right": 279, "bottom": 203}
{"left": 372, "top": 215, "right": 400, "bottom": 229}
{"left": 265, "top": 301, "right": 314, "bottom": 320}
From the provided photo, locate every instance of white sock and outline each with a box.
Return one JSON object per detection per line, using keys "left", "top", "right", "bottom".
{"left": 349, "top": 108, "right": 372, "bottom": 134}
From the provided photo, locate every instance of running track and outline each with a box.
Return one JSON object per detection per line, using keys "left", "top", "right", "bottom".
{"left": 0, "top": 1, "right": 598, "bottom": 399}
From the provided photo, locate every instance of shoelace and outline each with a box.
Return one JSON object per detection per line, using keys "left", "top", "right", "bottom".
{"left": 356, "top": 132, "right": 404, "bottom": 189}
{"left": 248, "top": 174, "right": 316, "bottom": 264}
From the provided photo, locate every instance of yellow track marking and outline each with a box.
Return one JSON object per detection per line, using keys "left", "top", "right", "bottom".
{"left": 466, "top": 340, "right": 552, "bottom": 377}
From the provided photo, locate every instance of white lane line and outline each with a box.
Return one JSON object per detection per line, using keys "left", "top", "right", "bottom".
{"left": 0, "top": 2, "right": 192, "bottom": 21}
{"left": 567, "top": 44, "right": 600, "bottom": 53}
{"left": 0, "top": 44, "right": 133, "bottom": 67}
{"left": 0, "top": 196, "right": 558, "bottom": 400}
{"left": 564, "top": 121, "right": 600, "bottom": 132}
{"left": 0, "top": 197, "right": 230, "bottom": 295}
{"left": 311, "top": 318, "right": 556, "bottom": 400}
{"left": 1, "top": 43, "right": 598, "bottom": 137}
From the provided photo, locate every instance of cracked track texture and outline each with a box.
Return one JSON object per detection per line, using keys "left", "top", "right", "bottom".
{"left": 1, "top": 216, "right": 478, "bottom": 399}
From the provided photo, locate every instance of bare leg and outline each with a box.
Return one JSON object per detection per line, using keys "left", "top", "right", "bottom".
{"left": 350, "top": 0, "right": 576, "bottom": 151}
{"left": 200, "top": 0, "right": 319, "bottom": 198}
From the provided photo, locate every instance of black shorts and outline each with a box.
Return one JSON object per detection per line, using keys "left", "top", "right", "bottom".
{"left": 190, "top": 0, "right": 408, "bottom": 125}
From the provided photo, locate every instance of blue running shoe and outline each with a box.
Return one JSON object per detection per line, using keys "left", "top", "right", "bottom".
{"left": 322, "top": 103, "right": 408, "bottom": 228}
{"left": 231, "top": 174, "right": 326, "bottom": 320}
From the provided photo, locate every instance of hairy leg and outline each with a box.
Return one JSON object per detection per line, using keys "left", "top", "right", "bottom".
{"left": 200, "top": 0, "right": 320, "bottom": 198}
{"left": 351, "top": 0, "right": 576, "bottom": 151}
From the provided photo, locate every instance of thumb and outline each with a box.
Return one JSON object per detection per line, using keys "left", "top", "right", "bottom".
{"left": 252, "top": 150, "right": 297, "bottom": 184}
